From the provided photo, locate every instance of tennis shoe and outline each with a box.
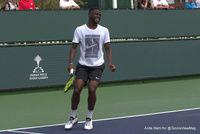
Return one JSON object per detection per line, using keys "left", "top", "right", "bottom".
{"left": 84, "top": 117, "right": 93, "bottom": 130}
{"left": 64, "top": 116, "right": 78, "bottom": 130}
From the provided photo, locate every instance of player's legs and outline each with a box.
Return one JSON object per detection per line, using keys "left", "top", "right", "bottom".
{"left": 87, "top": 80, "right": 99, "bottom": 110}
{"left": 65, "top": 64, "right": 88, "bottom": 130}
{"left": 71, "top": 79, "right": 86, "bottom": 110}
{"left": 87, "top": 64, "right": 104, "bottom": 112}
{"left": 84, "top": 81, "right": 99, "bottom": 130}
{"left": 65, "top": 79, "right": 85, "bottom": 130}
{"left": 84, "top": 64, "right": 104, "bottom": 130}
{"left": 71, "top": 63, "right": 88, "bottom": 110}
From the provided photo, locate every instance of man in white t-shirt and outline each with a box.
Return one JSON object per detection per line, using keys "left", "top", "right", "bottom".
{"left": 64, "top": 7, "right": 116, "bottom": 131}
{"left": 60, "top": 0, "right": 80, "bottom": 9}
{"left": 153, "top": 0, "right": 170, "bottom": 8}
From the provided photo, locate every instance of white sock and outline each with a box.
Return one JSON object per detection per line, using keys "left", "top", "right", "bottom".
{"left": 87, "top": 110, "right": 94, "bottom": 119}
{"left": 71, "top": 109, "right": 77, "bottom": 118}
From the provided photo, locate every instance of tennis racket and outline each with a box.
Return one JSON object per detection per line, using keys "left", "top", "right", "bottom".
{"left": 64, "top": 69, "right": 75, "bottom": 93}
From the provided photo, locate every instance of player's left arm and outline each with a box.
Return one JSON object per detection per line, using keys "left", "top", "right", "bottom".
{"left": 68, "top": 43, "right": 78, "bottom": 72}
{"left": 104, "top": 42, "right": 116, "bottom": 72}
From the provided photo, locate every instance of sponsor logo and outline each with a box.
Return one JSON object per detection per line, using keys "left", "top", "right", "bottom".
{"left": 29, "top": 55, "right": 48, "bottom": 80}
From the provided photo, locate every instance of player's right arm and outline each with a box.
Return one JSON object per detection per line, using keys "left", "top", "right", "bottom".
{"left": 68, "top": 43, "right": 78, "bottom": 72}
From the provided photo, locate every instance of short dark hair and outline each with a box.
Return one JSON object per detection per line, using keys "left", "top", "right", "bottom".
{"left": 88, "top": 7, "right": 101, "bottom": 14}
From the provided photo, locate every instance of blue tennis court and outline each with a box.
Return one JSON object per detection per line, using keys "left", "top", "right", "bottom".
{"left": 1, "top": 108, "right": 199, "bottom": 134}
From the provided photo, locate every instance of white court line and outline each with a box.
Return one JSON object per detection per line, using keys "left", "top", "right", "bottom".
{"left": 0, "top": 107, "right": 199, "bottom": 133}
{"left": 6, "top": 130, "right": 43, "bottom": 134}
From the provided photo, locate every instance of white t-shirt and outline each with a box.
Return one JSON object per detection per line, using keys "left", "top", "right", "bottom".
{"left": 9, "top": 2, "right": 18, "bottom": 10}
{"left": 72, "top": 24, "right": 110, "bottom": 67}
{"left": 153, "top": 0, "right": 168, "bottom": 6}
{"left": 59, "top": 0, "right": 78, "bottom": 8}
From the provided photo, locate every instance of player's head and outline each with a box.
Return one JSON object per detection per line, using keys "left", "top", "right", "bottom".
{"left": 88, "top": 7, "right": 101, "bottom": 24}
{"left": 88, "top": 7, "right": 101, "bottom": 14}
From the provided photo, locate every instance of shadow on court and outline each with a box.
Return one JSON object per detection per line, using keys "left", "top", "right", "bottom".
{"left": 1, "top": 109, "right": 199, "bottom": 134}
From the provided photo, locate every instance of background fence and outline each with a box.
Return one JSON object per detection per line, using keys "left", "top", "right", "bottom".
{"left": 1, "top": 9, "right": 200, "bottom": 43}
{"left": 1, "top": 9, "right": 200, "bottom": 90}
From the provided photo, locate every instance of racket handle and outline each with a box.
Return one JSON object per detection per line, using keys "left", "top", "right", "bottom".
{"left": 70, "top": 69, "right": 74, "bottom": 75}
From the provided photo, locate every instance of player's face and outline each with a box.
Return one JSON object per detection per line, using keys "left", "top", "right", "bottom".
{"left": 90, "top": 9, "right": 101, "bottom": 24}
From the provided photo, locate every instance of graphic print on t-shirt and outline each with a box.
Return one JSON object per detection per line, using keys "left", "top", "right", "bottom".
{"left": 85, "top": 35, "right": 100, "bottom": 58}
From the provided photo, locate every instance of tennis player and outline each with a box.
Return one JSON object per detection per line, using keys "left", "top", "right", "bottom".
{"left": 65, "top": 7, "right": 116, "bottom": 130}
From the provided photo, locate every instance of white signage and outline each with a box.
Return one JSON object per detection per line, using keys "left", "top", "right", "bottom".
{"left": 29, "top": 55, "right": 48, "bottom": 80}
